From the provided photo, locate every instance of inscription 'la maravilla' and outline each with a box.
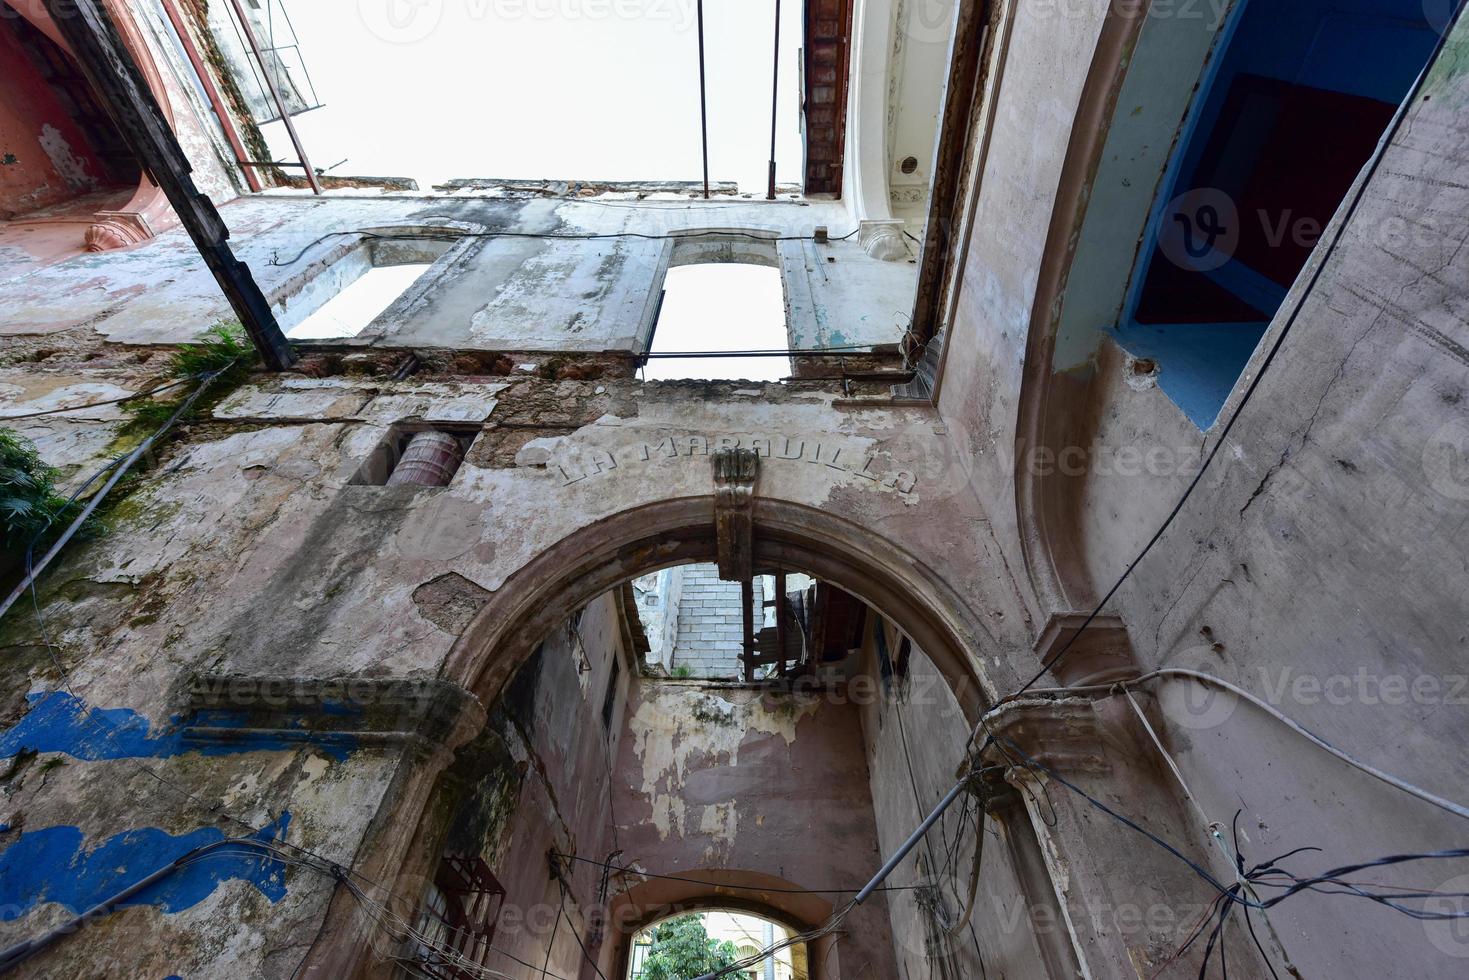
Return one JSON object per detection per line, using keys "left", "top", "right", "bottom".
{"left": 556, "top": 434, "right": 918, "bottom": 494}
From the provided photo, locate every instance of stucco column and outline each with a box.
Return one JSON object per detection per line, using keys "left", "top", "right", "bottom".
{"left": 843, "top": 0, "right": 908, "bottom": 261}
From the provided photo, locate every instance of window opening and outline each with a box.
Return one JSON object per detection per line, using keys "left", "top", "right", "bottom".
{"left": 642, "top": 264, "right": 789, "bottom": 383}
{"left": 285, "top": 263, "right": 431, "bottom": 339}
{"left": 1115, "top": 0, "right": 1442, "bottom": 427}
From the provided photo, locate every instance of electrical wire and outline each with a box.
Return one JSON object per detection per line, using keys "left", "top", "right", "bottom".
{"left": 554, "top": 878, "right": 608, "bottom": 980}
{"left": 983, "top": 734, "right": 1469, "bottom": 918}
{"left": 0, "top": 365, "right": 235, "bottom": 623}
{"left": 0, "top": 378, "right": 192, "bottom": 421}
{"left": 1011, "top": 669, "right": 1469, "bottom": 823}
{"left": 550, "top": 853, "right": 920, "bottom": 895}
{"left": 267, "top": 227, "right": 859, "bottom": 268}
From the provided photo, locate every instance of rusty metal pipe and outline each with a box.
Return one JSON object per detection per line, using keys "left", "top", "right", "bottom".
{"left": 386, "top": 432, "right": 464, "bottom": 488}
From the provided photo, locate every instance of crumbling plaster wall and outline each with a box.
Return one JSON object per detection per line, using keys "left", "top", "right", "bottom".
{"left": 405, "top": 590, "right": 630, "bottom": 980}
{"left": 0, "top": 193, "right": 917, "bottom": 351}
{"left": 0, "top": 359, "right": 1031, "bottom": 976}
{"left": 931, "top": 6, "right": 1469, "bottom": 978}
{"left": 856, "top": 622, "right": 994, "bottom": 980}
{"left": 930, "top": 0, "right": 1112, "bottom": 624}
{"left": 0, "top": 14, "right": 111, "bottom": 217}
{"left": 607, "top": 677, "right": 899, "bottom": 978}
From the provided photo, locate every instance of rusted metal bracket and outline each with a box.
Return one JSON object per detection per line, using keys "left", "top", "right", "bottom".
{"left": 712, "top": 448, "right": 759, "bottom": 582}
{"left": 43, "top": 0, "right": 296, "bottom": 370}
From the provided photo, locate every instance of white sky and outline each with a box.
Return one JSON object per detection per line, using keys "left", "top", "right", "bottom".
{"left": 285, "top": 263, "right": 430, "bottom": 338}
{"left": 642, "top": 264, "right": 787, "bottom": 381}
{"left": 260, "top": 0, "right": 806, "bottom": 191}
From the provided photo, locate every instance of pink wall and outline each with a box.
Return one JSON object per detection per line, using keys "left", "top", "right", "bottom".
{"left": 604, "top": 678, "right": 899, "bottom": 978}
{"left": 0, "top": 16, "right": 110, "bottom": 217}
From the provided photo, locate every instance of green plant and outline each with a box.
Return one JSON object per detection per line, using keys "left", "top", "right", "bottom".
{"left": 0, "top": 429, "right": 85, "bottom": 563}
{"left": 671, "top": 663, "right": 695, "bottom": 679}
{"left": 640, "top": 914, "right": 740, "bottom": 980}
{"left": 119, "top": 323, "right": 255, "bottom": 436}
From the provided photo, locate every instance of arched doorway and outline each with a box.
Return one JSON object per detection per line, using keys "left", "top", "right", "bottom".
{"left": 619, "top": 897, "right": 818, "bottom": 980}
{"left": 443, "top": 497, "right": 995, "bottom": 719}
{"left": 296, "top": 498, "right": 1040, "bottom": 980}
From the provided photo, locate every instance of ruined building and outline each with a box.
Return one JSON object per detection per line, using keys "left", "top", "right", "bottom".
{"left": 2, "top": 0, "right": 1468, "bottom": 977}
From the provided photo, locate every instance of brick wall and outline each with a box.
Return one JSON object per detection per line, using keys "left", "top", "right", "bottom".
{"left": 670, "top": 564, "right": 749, "bottom": 677}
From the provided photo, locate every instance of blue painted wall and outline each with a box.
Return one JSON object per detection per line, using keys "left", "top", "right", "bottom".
{"left": 0, "top": 691, "right": 357, "bottom": 763}
{"left": 0, "top": 813, "right": 291, "bottom": 922}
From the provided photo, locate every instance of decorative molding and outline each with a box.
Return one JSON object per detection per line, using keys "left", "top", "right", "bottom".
{"left": 183, "top": 674, "right": 487, "bottom": 759}
{"left": 84, "top": 211, "right": 154, "bottom": 251}
{"left": 983, "top": 696, "right": 1110, "bottom": 776}
{"left": 1033, "top": 611, "right": 1138, "bottom": 687}
{"left": 859, "top": 218, "right": 909, "bottom": 261}
{"left": 712, "top": 448, "right": 760, "bottom": 582}
{"left": 554, "top": 433, "right": 916, "bottom": 496}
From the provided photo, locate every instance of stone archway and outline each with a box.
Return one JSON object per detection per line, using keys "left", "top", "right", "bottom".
{"left": 443, "top": 495, "right": 995, "bottom": 721}
{"left": 299, "top": 494, "right": 1000, "bottom": 978}
{"left": 604, "top": 870, "right": 837, "bottom": 980}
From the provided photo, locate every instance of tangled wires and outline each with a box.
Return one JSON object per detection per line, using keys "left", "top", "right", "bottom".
{"left": 1160, "top": 811, "right": 1469, "bottom": 980}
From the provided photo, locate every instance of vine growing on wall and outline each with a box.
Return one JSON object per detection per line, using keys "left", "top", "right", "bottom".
{"left": 117, "top": 322, "right": 255, "bottom": 436}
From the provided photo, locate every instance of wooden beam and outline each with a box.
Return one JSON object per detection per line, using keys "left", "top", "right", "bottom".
{"left": 909, "top": 0, "right": 989, "bottom": 346}
{"left": 43, "top": 0, "right": 295, "bottom": 370}
{"left": 774, "top": 571, "right": 788, "bottom": 676}
{"left": 741, "top": 577, "right": 756, "bottom": 683}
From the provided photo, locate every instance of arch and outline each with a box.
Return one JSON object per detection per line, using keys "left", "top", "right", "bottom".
{"left": 299, "top": 497, "right": 997, "bottom": 978}
{"left": 635, "top": 227, "right": 791, "bottom": 362}
{"left": 606, "top": 869, "right": 834, "bottom": 980}
{"left": 1010, "top": 3, "right": 1145, "bottom": 617}
{"left": 666, "top": 228, "right": 782, "bottom": 270}
{"left": 442, "top": 496, "right": 994, "bottom": 723}
{"left": 4, "top": 0, "right": 184, "bottom": 252}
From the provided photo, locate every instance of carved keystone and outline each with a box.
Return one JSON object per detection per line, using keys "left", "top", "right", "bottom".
{"left": 713, "top": 448, "right": 759, "bottom": 582}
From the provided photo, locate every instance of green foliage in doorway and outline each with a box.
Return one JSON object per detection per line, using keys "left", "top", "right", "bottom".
{"left": 639, "top": 914, "right": 740, "bottom": 980}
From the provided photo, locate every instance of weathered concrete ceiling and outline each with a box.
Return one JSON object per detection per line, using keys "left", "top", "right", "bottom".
{"left": 0, "top": 195, "right": 917, "bottom": 353}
